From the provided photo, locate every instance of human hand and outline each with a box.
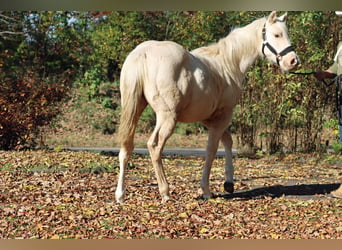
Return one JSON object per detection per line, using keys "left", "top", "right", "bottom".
{"left": 314, "top": 71, "right": 336, "bottom": 81}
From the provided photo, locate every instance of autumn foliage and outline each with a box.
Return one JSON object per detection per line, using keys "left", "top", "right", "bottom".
{"left": 0, "top": 11, "right": 90, "bottom": 150}
{"left": 0, "top": 71, "right": 70, "bottom": 150}
{"left": 0, "top": 151, "right": 341, "bottom": 238}
{"left": 1, "top": 11, "right": 341, "bottom": 151}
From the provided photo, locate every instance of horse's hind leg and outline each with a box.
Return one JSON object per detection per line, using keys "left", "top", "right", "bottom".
{"left": 147, "top": 112, "right": 176, "bottom": 202}
{"left": 115, "top": 141, "right": 133, "bottom": 203}
{"left": 221, "top": 129, "right": 234, "bottom": 193}
{"left": 115, "top": 100, "right": 147, "bottom": 203}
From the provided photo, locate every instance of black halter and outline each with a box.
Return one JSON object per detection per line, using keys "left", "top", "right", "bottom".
{"left": 261, "top": 23, "right": 295, "bottom": 65}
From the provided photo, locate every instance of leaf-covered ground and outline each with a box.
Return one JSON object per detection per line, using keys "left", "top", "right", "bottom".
{"left": 0, "top": 150, "right": 341, "bottom": 239}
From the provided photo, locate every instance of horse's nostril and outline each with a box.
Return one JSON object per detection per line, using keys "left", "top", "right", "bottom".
{"left": 291, "top": 58, "right": 297, "bottom": 66}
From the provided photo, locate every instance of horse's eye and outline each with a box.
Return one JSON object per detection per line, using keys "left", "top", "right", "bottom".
{"left": 275, "top": 34, "right": 280, "bottom": 38}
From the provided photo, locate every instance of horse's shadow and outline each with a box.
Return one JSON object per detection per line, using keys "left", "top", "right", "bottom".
{"left": 216, "top": 183, "right": 341, "bottom": 200}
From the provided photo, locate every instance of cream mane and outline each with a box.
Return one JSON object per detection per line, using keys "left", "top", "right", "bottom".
{"left": 191, "top": 17, "right": 265, "bottom": 87}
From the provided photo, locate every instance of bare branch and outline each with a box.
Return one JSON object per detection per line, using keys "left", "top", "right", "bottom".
{"left": 0, "top": 13, "right": 20, "bottom": 23}
{"left": 0, "top": 31, "right": 24, "bottom": 40}
{"left": 0, "top": 13, "right": 20, "bottom": 21}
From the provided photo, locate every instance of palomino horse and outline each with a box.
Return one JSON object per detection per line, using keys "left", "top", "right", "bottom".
{"left": 115, "top": 11, "right": 298, "bottom": 203}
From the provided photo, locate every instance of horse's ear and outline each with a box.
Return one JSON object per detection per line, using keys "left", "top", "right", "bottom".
{"left": 278, "top": 12, "right": 288, "bottom": 22}
{"left": 267, "top": 11, "right": 277, "bottom": 24}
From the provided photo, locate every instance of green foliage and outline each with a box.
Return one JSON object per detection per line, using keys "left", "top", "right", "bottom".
{"left": 175, "top": 123, "right": 205, "bottom": 136}
{"left": 0, "top": 11, "right": 92, "bottom": 149}
{"left": 137, "top": 106, "right": 156, "bottom": 133}
{"left": 231, "top": 11, "right": 340, "bottom": 153}
{"left": 79, "top": 65, "right": 104, "bottom": 98}
{"left": 0, "top": 70, "right": 69, "bottom": 150}
{"left": 2, "top": 11, "right": 340, "bottom": 152}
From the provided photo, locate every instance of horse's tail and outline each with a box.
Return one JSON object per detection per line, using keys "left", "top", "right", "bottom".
{"left": 117, "top": 52, "right": 147, "bottom": 147}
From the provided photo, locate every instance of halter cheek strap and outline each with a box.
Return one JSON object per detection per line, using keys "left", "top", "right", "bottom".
{"left": 262, "top": 23, "right": 295, "bottom": 65}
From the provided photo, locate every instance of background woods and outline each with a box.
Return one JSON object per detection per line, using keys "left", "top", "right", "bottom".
{"left": 0, "top": 11, "right": 340, "bottom": 152}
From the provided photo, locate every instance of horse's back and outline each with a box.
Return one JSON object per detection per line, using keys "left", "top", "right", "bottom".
{"left": 120, "top": 40, "right": 228, "bottom": 122}
{"left": 125, "top": 40, "right": 189, "bottom": 66}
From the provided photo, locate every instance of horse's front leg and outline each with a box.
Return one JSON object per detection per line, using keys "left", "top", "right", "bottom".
{"left": 200, "top": 128, "right": 222, "bottom": 199}
{"left": 221, "top": 129, "right": 234, "bottom": 193}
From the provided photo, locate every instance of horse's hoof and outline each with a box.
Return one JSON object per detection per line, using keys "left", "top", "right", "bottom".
{"left": 116, "top": 197, "right": 125, "bottom": 204}
{"left": 224, "top": 182, "right": 234, "bottom": 193}
{"left": 162, "top": 195, "right": 171, "bottom": 203}
{"left": 115, "top": 191, "right": 125, "bottom": 203}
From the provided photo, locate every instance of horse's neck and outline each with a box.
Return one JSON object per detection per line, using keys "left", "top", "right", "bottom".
{"left": 220, "top": 18, "right": 264, "bottom": 85}
{"left": 191, "top": 18, "right": 264, "bottom": 89}
{"left": 226, "top": 19, "right": 265, "bottom": 75}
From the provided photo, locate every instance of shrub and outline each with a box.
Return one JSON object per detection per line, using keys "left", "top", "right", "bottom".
{"left": 0, "top": 71, "right": 69, "bottom": 150}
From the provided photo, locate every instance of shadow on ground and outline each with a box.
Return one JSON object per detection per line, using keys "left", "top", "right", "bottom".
{"left": 217, "top": 183, "right": 341, "bottom": 200}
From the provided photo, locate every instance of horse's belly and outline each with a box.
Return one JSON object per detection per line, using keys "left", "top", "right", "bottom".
{"left": 177, "top": 103, "right": 215, "bottom": 123}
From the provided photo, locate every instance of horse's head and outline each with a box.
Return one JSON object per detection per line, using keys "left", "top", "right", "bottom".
{"left": 261, "top": 11, "right": 299, "bottom": 72}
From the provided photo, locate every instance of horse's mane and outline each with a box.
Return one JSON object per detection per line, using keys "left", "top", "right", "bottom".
{"left": 192, "top": 17, "right": 265, "bottom": 86}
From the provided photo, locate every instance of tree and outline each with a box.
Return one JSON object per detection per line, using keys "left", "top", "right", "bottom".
{"left": 0, "top": 11, "right": 92, "bottom": 150}
{"left": 77, "top": 11, "right": 341, "bottom": 152}
{"left": 2, "top": 11, "right": 338, "bottom": 152}
{"left": 232, "top": 11, "right": 339, "bottom": 152}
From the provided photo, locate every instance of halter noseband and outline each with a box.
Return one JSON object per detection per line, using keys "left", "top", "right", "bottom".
{"left": 262, "top": 23, "right": 295, "bottom": 65}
